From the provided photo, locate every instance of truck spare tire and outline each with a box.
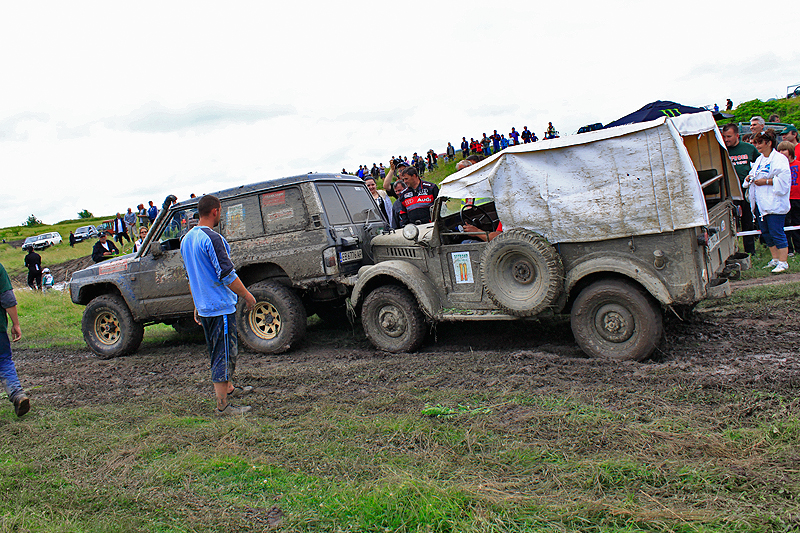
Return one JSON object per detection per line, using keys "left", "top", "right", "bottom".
{"left": 479, "top": 229, "right": 564, "bottom": 316}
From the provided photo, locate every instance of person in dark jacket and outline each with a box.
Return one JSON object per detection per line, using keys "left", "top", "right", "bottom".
{"left": 24, "top": 249, "right": 42, "bottom": 290}
{"left": 92, "top": 232, "right": 119, "bottom": 263}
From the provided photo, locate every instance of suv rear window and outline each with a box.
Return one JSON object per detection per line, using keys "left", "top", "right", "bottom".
{"left": 260, "top": 187, "right": 307, "bottom": 235}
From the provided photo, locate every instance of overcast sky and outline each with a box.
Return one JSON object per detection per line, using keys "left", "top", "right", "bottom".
{"left": 1, "top": 1, "right": 798, "bottom": 228}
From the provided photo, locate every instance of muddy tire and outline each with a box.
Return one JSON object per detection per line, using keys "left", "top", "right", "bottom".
{"left": 362, "top": 286, "right": 426, "bottom": 353}
{"left": 236, "top": 280, "right": 306, "bottom": 354}
{"left": 82, "top": 294, "right": 144, "bottom": 359}
{"left": 570, "top": 279, "right": 662, "bottom": 361}
{"left": 480, "top": 230, "right": 563, "bottom": 316}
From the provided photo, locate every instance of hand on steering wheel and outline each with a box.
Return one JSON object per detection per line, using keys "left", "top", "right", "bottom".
{"left": 460, "top": 203, "right": 496, "bottom": 232}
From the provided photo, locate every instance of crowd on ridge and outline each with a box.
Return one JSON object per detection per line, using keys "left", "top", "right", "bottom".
{"left": 341, "top": 123, "right": 559, "bottom": 180}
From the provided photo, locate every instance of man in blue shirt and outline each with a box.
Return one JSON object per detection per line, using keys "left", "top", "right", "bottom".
{"left": 181, "top": 195, "right": 257, "bottom": 416}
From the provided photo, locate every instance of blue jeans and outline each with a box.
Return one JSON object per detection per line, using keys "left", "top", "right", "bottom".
{"left": 0, "top": 331, "right": 22, "bottom": 399}
{"left": 757, "top": 209, "right": 788, "bottom": 249}
{"left": 200, "top": 313, "right": 238, "bottom": 383}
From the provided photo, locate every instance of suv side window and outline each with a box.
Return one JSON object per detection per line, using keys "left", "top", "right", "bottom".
{"left": 260, "top": 188, "right": 308, "bottom": 235}
{"left": 221, "top": 195, "right": 264, "bottom": 241}
{"left": 337, "top": 183, "right": 382, "bottom": 223}
{"left": 160, "top": 207, "right": 199, "bottom": 243}
{"left": 318, "top": 182, "right": 381, "bottom": 225}
{"left": 317, "top": 184, "right": 350, "bottom": 225}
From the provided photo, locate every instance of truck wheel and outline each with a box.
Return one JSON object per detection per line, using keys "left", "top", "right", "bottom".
{"left": 480, "top": 229, "right": 563, "bottom": 316}
{"left": 361, "top": 286, "right": 426, "bottom": 353}
{"left": 570, "top": 279, "right": 663, "bottom": 361}
{"left": 82, "top": 294, "right": 144, "bottom": 359}
{"left": 236, "top": 280, "right": 306, "bottom": 354}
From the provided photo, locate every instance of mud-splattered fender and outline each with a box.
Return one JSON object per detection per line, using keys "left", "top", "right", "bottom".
{"left": 565, "top": 254, "right": 673, "bottom": 306}
{"left": 350, "top": 260, "right": 442, "bottom": 318}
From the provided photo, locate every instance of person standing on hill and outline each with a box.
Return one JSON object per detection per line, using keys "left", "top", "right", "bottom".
{"left": 181, "top": 195, "right": 257, "bottom": 416}
{"left": 147, "top": 201, "right": 158, "bottom": 225}
{"left": 113, "top": 213, "right": 130, "bottom": 245}
{"left": 722, "top": 123, "right": 760, "bottom": 255}
{"left": 0, "top": 262, "right": 29, "bottom": 417}
{"left": 124, "top": 208, "right": 137, "bottom": 241}
{"left": 446, "top": 142, "right": 455, "bottom": 162}
{"left": 461, "top": 137, "right": 469, "bottom": 158}
{"left": 24, "top": 248, "right": 42, "bottom": 290}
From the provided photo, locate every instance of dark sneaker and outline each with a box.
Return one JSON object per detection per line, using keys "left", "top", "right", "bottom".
{"left": 12, "top": 392, "right": 30, "bottom": 418}
{"left": 228, "top": 385, "right": 254, "bottom": 399}
{"left": 215, "top": 403, "right": 252, "bottom": 416}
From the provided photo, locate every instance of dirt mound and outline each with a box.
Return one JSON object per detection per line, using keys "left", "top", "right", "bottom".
{"left": 12, "top": 255, "right": 94, "bottom": 286}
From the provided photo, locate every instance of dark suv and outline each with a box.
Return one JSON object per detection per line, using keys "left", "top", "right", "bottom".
{"left": 69, "top": 174, "right": 387, "bottom": 358}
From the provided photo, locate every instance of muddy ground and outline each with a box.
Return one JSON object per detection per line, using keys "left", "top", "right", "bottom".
{"left": 12, "top": 276, "right": 800, "bottom": 416}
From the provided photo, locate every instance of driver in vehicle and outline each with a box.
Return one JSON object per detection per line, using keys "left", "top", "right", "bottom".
{"left": 460, "top": 198, "right": 503, "bottom": 242}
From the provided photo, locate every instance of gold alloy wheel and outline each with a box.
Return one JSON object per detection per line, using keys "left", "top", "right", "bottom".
{"left": 94, "top": 311, "right": 121, "bottom": 345}
{"left": 249, "top": 302, "right": 282, "bottom": 340}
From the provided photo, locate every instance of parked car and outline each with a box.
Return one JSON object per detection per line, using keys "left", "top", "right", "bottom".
{"left": 73, "top": 225, "right": 98, "bottom": 243}
{"left": 21, "top": 236, "right": 38, "bottom": 251}
{"left": 69, "top": 174, "right": 387, "bottom": 358}
{"left": 351, "top": 112, "right": 746, "bottom": 361}
{"left": 33, "top": 232, "right": 62, "bottom": 250}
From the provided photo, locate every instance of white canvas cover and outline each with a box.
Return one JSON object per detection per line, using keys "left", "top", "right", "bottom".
{"left": 440, "top": 112, "right": 726, "bottom": 244}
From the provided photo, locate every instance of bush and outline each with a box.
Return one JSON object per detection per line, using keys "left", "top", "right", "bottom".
{"left": 24, "top": 214, "right": 43, "bottom": 227}
{"left": 77, "top": 209, "right": 93, "bottom": 219}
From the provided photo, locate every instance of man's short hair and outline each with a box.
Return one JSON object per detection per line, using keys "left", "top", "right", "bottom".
{"left": 465, "top": 154, "right": 484, "bottom": 163}
{"left": 403, "top": 166, "right": 419, "bottom": 178}
{"left": 778, "top": 141, "right": 796, "bottom": 159}
{"left": 721, "top": 123, "right": 739, "bottom": 135}
{"left": 197, "top": 195, "right": 221, "bottom": 217}
{"left": 750, "top": 116, "right": 765, "bottom": 126}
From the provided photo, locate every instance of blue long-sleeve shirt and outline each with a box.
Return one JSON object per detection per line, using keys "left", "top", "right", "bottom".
{"left": 180, "top": 226, "right": 239, "bottom": 317}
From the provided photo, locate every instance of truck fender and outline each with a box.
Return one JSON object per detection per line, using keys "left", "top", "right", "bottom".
{"left": 565, "top": 254, "right": 672, "bottom": 306}
{"left": 351, "top": 260, "right": 441, "bottom": 318}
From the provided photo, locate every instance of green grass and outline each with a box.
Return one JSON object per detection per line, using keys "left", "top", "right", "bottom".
{"left": 12, "top": 289, "right": 181, "bottom": 350}
{"left": 2, "top": 388, "right": 796, "bottom": 531}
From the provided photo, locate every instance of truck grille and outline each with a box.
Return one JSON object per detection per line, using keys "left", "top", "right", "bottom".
{"left": 383, "top": 247, "right": 420, "bottom": 259}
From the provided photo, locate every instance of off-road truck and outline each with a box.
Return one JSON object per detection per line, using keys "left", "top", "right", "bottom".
{"left": 70, "top": 174, "right": 387, "bottom": 358}
{"left": 351, "top": 113, "right": 748, "bottom": 361}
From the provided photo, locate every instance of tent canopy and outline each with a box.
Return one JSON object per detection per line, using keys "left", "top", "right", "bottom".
{"left": 604, "top": 100, "right": 715, "bottom": 129}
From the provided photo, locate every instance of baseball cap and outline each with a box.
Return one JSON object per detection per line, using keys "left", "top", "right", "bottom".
{"left": 780, "top": 125, "right": 797, "bottom": 134}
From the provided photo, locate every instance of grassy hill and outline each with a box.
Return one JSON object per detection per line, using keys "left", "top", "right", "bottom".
{"left": 0, "top": 215, "right": 124, "bottom": 278}
{"left": 719, "top": 96, "right": 800, "bottom": 126}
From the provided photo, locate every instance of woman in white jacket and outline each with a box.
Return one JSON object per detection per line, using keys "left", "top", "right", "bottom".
{"left": 743, "top": 129, "right": 792, "bottom": 273}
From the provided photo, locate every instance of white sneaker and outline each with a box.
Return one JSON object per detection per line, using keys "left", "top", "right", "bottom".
{"left": 764, "top": 259, "right": 779, "bottom": 269}
{"left": 772, "top": 261, "right": 789, "bottom": 274}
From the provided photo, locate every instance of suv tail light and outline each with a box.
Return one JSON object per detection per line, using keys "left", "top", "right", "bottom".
{"left": 323, "top": 247, "right": 338, "bottom": 275}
